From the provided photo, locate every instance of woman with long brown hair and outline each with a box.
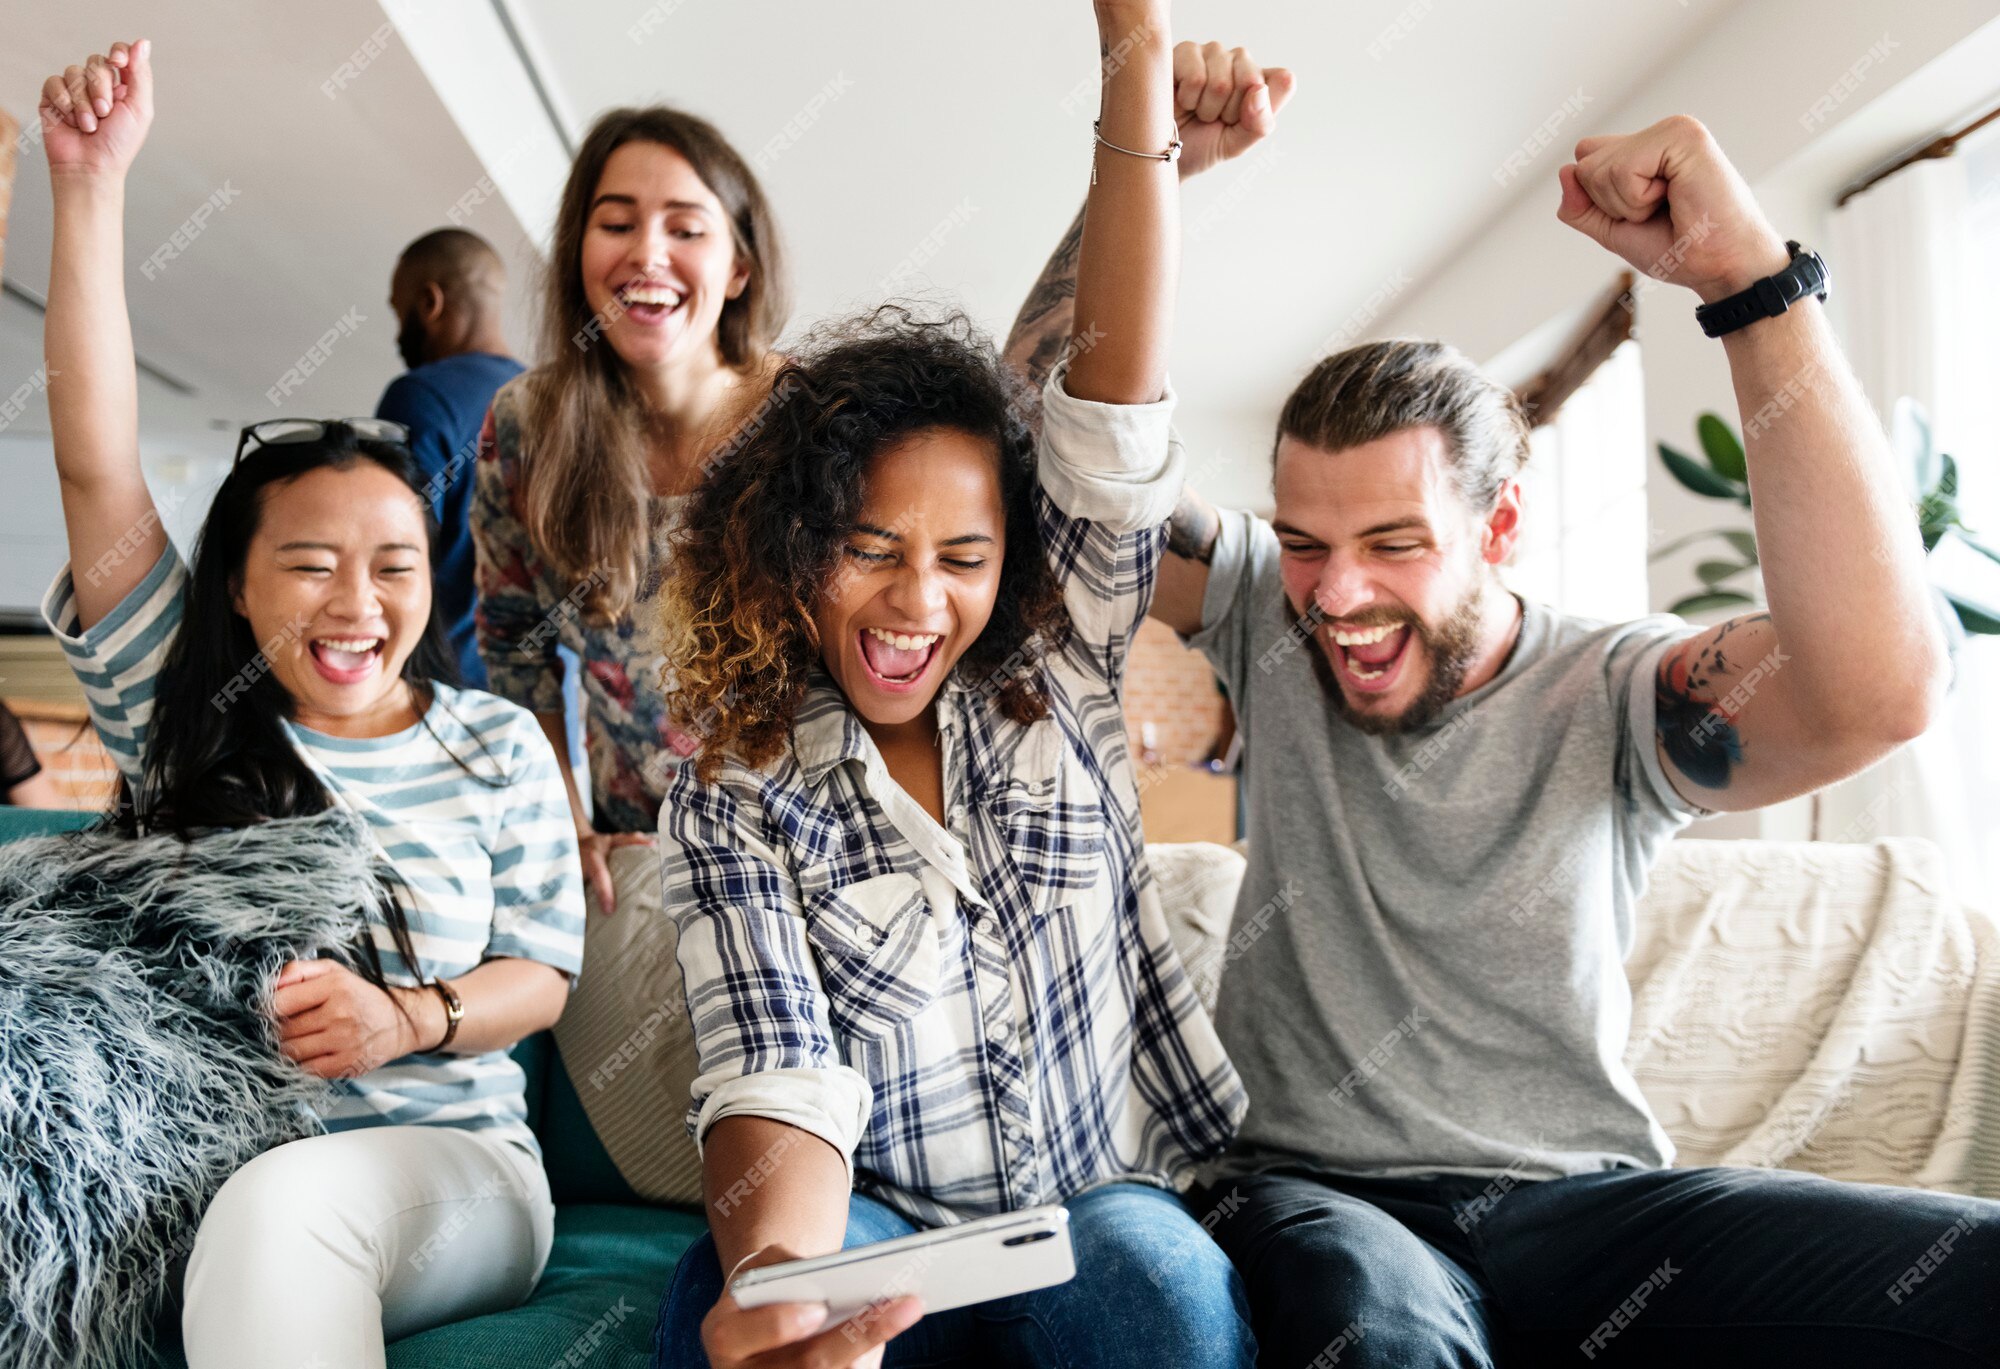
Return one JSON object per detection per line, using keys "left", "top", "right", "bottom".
{"left": 472, "top": 106, "right": 788, "bottom": 910}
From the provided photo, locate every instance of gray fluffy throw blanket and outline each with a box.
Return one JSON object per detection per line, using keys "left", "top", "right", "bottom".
{"left": 0, "top": 810, "right": 380, "bottom": 1369}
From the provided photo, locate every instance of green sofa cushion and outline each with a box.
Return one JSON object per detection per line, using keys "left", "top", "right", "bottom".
{"left": 385, "top": 1204, "right": 703, "bottom": 1368}
{"left": 0, "top": 806, "right": 95, "bottom": 839}
{"left": 544, "top": 1037, "right": 648, "bottom": 1207}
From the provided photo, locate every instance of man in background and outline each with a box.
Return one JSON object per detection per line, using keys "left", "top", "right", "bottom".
{"left": 375, "top": 228, "right": 522, "bottom": 689}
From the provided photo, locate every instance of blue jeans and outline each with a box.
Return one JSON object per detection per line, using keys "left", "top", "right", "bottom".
{"left": 1196, "top": 1165, "right": 2000, "bottom": 1368}
{"left": 652, "top": 1183, "right": 1255, "bottom": 1368}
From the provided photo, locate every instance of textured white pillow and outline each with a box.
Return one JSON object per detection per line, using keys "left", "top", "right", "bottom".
{"left": 550, "top": 842, "right": 705, "bottom": 1207}
{"left": 1145, "top": 841, "right": 1248, "bottom": 1015}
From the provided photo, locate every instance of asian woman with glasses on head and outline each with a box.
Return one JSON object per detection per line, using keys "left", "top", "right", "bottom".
{"left": 36, "top": 39, "right": 587, "bottom": 1366}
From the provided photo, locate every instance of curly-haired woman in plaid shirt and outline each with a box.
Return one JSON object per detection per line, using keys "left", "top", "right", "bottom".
{"left": 647, "top": 4, "right": 1290, "bottom": 1366}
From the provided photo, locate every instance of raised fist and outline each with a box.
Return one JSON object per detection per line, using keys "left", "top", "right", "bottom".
{"left": 1172, "top": 41, "right": 1295, "bottom": 181}
{"left": 1556, "top": 115, "right": 1790, "bottom": 304}
{"left": 40, "top": 39, "right": 154, "bottom": 180}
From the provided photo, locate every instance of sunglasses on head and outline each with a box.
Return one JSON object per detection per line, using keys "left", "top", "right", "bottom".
{"left": 232, "top": 417, "right": 411, "bottom": 468}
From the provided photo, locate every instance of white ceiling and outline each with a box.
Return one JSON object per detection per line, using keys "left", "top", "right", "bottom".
{"left": 0, "top": 0, "right": 1741, "bottom": 498}
{"left": 505, "top": 0, "right": 1742, "bottom": 469}
{"left": 0, "top": 0, "right": 544, "bottom": 455}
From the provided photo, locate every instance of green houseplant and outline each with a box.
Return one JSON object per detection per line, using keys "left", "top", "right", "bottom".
{"left": 1651, "top": 400, "right": 2000, "bottom": 633}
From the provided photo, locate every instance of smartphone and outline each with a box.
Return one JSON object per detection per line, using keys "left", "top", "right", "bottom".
{"left": 729, "top": 1204, "right": 1075, "bottom": 1323}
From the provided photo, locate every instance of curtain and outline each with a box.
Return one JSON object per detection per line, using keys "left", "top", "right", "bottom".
{"left": 1819, "top": 155, "right": 1995, "bottom": 911}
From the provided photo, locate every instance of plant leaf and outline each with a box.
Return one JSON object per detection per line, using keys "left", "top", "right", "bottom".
{"left": 1647, "top": 530, "right": 1710, "bottom": 561}
{"left": 1694, "top": 559, "right": 1750, "bottom": 586}
{"left": 1668, "top": 590, "right": 1757, "bottom": 615}
{"left": 1696, "top": 413, "right": 1748, "bottom": 483}
{"left": 1947, "top": 594, "right": 2000, "bottom": 635}
{"left": 1720, "top": 530, "right": 1759, "bottom": 562}
{"left": 1659, "top": 444, "right": 1745, "bottom": 500}
{"left": 1648, "top": 529, "right": 1756, "bottom": 562}
{"left": 1961, "top": 536, "right": 2000, "bottom": 568}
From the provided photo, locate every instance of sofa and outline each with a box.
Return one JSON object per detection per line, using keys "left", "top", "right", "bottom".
{"left": 2, "top": 809, "right": 1989, "bottom": 1368}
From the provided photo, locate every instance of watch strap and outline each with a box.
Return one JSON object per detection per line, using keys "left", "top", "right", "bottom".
{"left": 1695, "top": 240, "right": 1829, "bottom": 338}
{"left": 430, "top": 978, "right": 464, "bottom": 1051}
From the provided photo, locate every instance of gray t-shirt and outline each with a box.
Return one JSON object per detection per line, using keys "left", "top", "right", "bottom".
{"left": 1189, "top": 508, "right": 1706, "bottom": 1182}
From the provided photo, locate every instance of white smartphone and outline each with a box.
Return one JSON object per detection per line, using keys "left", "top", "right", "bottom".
{"left": 729, "top": 1204, "right": 1075, "bottom": 1323}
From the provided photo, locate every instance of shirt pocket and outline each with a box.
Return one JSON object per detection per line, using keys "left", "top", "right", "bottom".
{"left": 804, "top": 872, "right": 941, "bottom": 1041}
{"left": 992, "top": 720, "right": 1120, "bottom": 924}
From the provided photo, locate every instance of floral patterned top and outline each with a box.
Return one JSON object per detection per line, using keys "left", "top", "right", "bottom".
{"left": 472, "top": 375, "right": 698, "bottom": 834}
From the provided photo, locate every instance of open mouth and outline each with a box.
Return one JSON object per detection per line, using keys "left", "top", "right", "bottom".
{"left": 856, "top": 626, "right": 943, "bottom": 694}
{"left": 1327, "top": 620, "right": 1413, "bottom": 695}
{"left": 308, "top": 636, "right": 385, "bottom": 686}
{"left": 614, "top": 280, "right": 686, "bottom": 327}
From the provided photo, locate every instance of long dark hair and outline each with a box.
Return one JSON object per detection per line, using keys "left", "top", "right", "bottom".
{"left": 115, "top": 433, "right": 495, "bottom": 990}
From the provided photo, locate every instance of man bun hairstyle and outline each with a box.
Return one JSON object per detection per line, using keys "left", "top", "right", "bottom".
{"left": 1278, "top": 339, "right": 1530, "bottom": 511}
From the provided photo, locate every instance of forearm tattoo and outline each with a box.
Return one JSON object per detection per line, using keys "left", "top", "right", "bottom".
{"left": 1653, "top": 612, "right": 1771, "bottom": 789}
{"left": 1166, "top": 488, "right": 1221, "bottom": 565}
{"left": 1004, "top": 207, "right": 1086, "bottom": 393}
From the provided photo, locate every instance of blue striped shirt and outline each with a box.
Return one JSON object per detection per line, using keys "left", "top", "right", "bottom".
{"left": 43, "top": 545, "right": 585, "bottom": 1156}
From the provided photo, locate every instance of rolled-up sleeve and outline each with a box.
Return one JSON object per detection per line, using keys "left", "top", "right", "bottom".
{"left": 1035, "top": 356, "right": 1182, "bottom": 533}
{"left": 660, "top": 762, "right": 872, "bottom": 1178}
{"left": 1033, "top": 357, "right": 1184, "bottom": 684}
{"left": 40, "top": 542, "right": 187, "bottom": 785}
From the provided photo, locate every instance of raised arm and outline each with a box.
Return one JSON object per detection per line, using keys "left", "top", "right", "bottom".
{"left": 1005, "top": 40, "right": 1294, "bottom": 393}
{"left": 40, "top": 39, "right": 164, "bottom": 631}
{"left": 1005, "top": 39, "right": 1291, "bottom": 635}
{"left": 1557, "top": 116, "right": 1949, "bottom": 811}
{"left": 1063, "top": 0, "right": 1178, "bottom": 404}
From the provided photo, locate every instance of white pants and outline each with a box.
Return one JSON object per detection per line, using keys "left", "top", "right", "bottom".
{"left": 181, "top": 1125, "right": 555, "bottom": 1369}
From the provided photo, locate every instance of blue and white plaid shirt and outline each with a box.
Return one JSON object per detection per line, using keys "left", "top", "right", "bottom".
{"left": 660, "top": 363, "right": 1246, "bottom": 1227}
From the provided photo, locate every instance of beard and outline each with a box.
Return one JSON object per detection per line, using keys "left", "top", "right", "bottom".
{"left": 1307, "top": 583, "right": 1488, "bottom": 736}
{"left": 396, "top": 310, "right": 429, "bottom": 371}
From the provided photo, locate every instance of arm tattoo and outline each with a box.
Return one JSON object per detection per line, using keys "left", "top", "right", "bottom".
{"left": 1003, "top": 206, "right": 1086, "bottom": 394}
{"left": 1653, "top": 612, "right": 1771, "bottom": 789}
{"left": 1166, "top": 487, "right": 1221, "bottom": 564}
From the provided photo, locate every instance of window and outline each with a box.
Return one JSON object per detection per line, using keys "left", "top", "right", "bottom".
{"left": 1956, "top": 126, "right": 2000, "bottom": 531}
{"left": 1508, "top": 339, "right": 1651, "bottom": 623}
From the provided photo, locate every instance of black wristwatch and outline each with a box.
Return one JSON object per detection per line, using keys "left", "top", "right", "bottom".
{"left": 1694, "top": 240, "right": 1830, "bottom": 338}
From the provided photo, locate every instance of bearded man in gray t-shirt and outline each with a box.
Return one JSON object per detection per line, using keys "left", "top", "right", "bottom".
{"left": 1008, "top": 99, "right": 1998, "bottom": 1368}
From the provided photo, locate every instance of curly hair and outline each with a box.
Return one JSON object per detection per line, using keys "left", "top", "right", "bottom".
{"left": 659, "top": 305, "right": 1072, "bottom": 782}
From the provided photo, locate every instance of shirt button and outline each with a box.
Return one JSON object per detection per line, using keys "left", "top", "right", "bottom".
{"left": 854, "top": 926, "right": 878, "bottom": 948}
